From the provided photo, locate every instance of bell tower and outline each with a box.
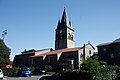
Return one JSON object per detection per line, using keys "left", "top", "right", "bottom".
{"left": 55, "top": 7, "right": 74, "bottom": 50}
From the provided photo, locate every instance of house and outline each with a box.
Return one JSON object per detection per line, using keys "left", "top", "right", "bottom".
{"left": 97, "top": 38, "right": 120, "bottom": 66}
{"left": 13, "top": 7, "right": 95, "bottom": 69}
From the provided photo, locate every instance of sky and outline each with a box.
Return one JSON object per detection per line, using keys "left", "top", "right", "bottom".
{"left": 0, "top": 0, "right": 120, "bottom": 61}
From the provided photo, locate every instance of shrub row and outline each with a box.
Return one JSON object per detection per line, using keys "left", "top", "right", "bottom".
{"left": 1, "top": 67, "right": 22, "bottom": 77}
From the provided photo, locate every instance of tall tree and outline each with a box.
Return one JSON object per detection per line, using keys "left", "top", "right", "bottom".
{"left": 0, "top": 39, "right": 11, "bottom": 65}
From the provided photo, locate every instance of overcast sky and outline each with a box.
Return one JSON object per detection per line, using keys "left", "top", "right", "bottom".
{"left": 0, "top": 0, "right": 120, "bottom": 61}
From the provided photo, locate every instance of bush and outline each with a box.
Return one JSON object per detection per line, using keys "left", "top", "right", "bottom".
{"left": 1, "top": 67, "right": 21, "bottom": 77}
{"left": 63, "top": 70, "right": 93, "bottom": 80}
{"left": 44, "top": 65, "right": 53, "bottom": 71}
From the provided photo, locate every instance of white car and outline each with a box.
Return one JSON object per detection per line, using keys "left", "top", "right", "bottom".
{"left": 0, "top": 69, "right": 3, "bottom": 79}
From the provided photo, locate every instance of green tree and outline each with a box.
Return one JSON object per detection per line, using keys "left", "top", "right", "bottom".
{"left": 0, "top": 39, "right": 11, "bottom": 65}
{"left": 94, "top": 65, "right": 118, "bottom": 80}
{"left": 81, "top": 56, "right": 119, "bottom": 80}
{"left": 81, "top": 56, "right": 102, "bottom": 74}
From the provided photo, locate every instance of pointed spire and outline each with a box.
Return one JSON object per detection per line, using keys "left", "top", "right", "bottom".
{"left": 56, "top": 7, "right": 73, "bottom": 29}
{"left": 57, "top": 19, "right": 61, "bottom": 27}
{"left": 61, "top": 7, "right": 70, "bottom": 27}
{"left": 61, "top": 7, "right": 67, "bottom": 22}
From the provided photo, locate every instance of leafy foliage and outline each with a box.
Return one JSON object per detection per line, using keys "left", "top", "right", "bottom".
{"left": 81, "top": 56, "right": 120, "bottom": 80}
{"left": 44, "top": 65, "right": 53, "bottom": 71}
{"left": 81, "top": 56, "right": 102, "bottom": 74}
{"left": 94, "top": 65, "right": 118, "bottom": 80}
{"left": 1, "top": 67, "right": 21, "bottom": 76}
{"left": 0, "top": 39, "right": 11, "bottom": 64}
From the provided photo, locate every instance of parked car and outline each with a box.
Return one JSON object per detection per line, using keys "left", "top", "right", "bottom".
{"left": 22, "top": 67, "right": 31, "bottom": 77}
{"left": 0, "top": 69, "right": 3, "bottom": 79}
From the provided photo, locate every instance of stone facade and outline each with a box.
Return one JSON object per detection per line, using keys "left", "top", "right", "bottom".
{"left": 97, "top": 38, "right": 120, "bottom": 66}
{"left": 13, "top": 52, "right": 34, "bottom": 67}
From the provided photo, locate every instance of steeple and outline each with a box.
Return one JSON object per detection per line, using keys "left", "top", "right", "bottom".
{"left": 55, "top": 7, "right": 74, "bottom": 50}
{"left": 61, "top": 7, "right": 68, "bottom": 23}
{"left": 57, "top": 7, "right": 72, "bottom": 29}
{"left": 62, "top": 7, "right": 71, "bottom": 28}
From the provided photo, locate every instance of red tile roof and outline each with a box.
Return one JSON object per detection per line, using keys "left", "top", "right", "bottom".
{"left": 31, "top": 47, "right": 82, "bottom": 58}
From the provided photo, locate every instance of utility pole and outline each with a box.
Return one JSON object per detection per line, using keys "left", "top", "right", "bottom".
{"left": 2, "top": 30, "right": 7, "bottom": 41}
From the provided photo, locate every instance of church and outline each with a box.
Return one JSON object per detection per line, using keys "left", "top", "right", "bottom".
{"left": 13, "top": 7, "right": 95, "bottom": 69}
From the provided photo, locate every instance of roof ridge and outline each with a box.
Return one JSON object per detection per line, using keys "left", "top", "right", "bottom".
{"left": 31, "top": 47, "right": 82, "bottom": 58}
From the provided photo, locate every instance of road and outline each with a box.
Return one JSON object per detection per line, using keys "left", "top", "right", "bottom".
{"left": 3, "top": 75, "right": 50, "bottom": 80}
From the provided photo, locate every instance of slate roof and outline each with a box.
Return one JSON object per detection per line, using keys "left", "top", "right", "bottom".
{"left": 113, "top": 38, "right": 120, "bottom": 43}
{"left": 97, "top": 38, "right": 120, "bottom": 47}
{"left": 97, "top": 42, "right": 111, "bottom": 47}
